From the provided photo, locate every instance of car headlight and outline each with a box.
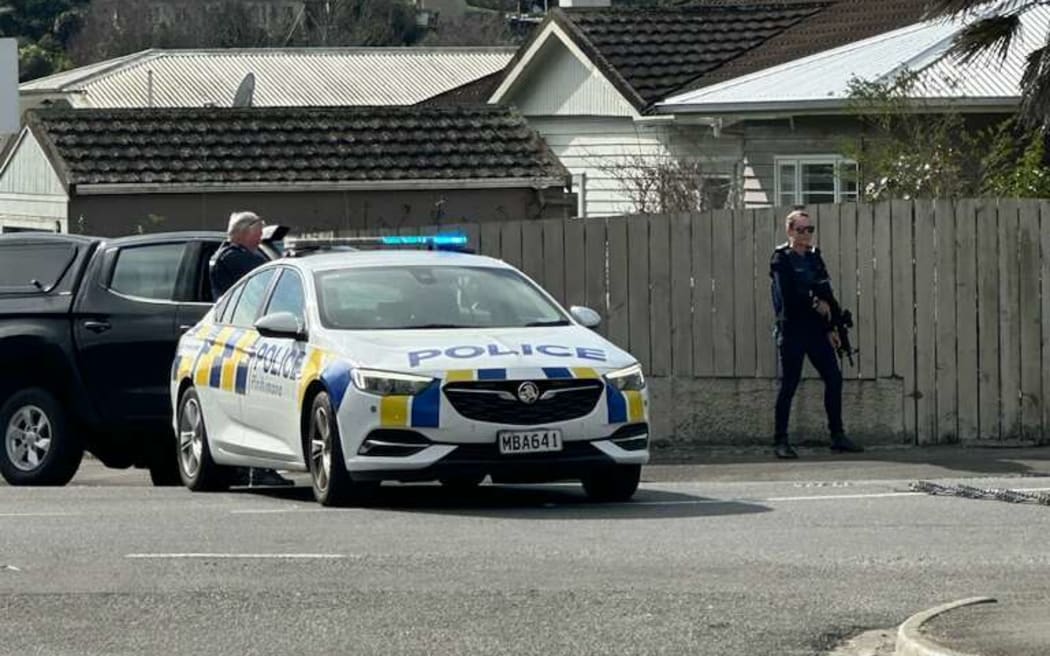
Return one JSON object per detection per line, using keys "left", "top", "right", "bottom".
{"left": 352, "top": 369, "right": 435, "bottom": 396}
{"left": 604, "top": 363, "right": 645, "bottom": 391}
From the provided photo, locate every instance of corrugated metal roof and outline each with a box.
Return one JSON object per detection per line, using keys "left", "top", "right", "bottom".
{"left": 659, "top": 4, "right": 1050, "bottom": 112}
{"left": 20, "top": 48, "right": 516, "bottom": 108}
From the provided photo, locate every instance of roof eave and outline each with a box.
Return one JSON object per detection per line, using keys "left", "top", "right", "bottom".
{"left": 657, "top": 96, "right": 1021, "bottom": 116}
{"left": 73, "top": 177, "right": 571, "bottom": 196}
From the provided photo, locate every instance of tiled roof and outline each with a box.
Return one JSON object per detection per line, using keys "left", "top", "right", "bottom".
{"left": 549, "top": 2, "right": 829, "bottom": 108}
{"left": 684, "top": 0, "right": 930, "bottom": 91}
{"left": 25, "top": 106, "right": 569, "bottom": 188}
{"left": 660, "top": 2, "right": 1049, "bottom": 112}
{"left": 20, "top": 48, "right": 516, "bottom": 108}
{"left": 420, "top": 70, "right": 507, "bottom": 106}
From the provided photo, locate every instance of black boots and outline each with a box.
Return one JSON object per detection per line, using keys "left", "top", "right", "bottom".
{"left": 830, "top": 434, "right": 864, "bottom": 453}
{"left": 774, "top": 434, "right": 865, "bottom": 459}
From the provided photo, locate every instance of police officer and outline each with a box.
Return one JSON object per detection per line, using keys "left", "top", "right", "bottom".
{"left": 209, "top": 211, "right": 293, "bottom": 486}
{"left": 769, "top": 209, "right": 862, "bottom": 459}
{"left": 210, "top": 211, "right": 267, "bottom": 299}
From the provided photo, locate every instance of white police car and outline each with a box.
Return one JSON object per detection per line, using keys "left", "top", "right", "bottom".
{"left": 170, "top": 235, "right": 649, "bottom": 506}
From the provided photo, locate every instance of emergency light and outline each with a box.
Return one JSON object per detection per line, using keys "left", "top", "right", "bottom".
{"left": 379, "top": 234, "right": 469, "bottom": 248}
{"left": 284, "top": 232, "right": 471, "bottom": 256}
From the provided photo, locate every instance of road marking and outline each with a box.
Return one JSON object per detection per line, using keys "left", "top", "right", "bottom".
{"left": 230, "top": 508, "right": 360, "bottom": 514}
{"left": 125, "top": 553, "right": 347, "bottom": 559}
{"left": 0, "top": 512, "right": 83, "bottom": 518}
{"left": 765, "top": 492, "right": 925, "bottom": 502}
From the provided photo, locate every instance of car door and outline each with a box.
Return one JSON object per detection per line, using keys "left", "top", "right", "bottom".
{"left": 174, "top": 239, "right": 223, "bottom": 337}
{"left": 74, "top": 240, "right": 190, "bottom": 426}
{"left": 215, "top": 266, "right": 298, "bottom": 462}
{"left": 239, "top": 268, "right": 309, "bottom": 462}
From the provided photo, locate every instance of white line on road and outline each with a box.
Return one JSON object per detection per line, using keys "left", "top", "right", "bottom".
{"left": 230, "top": 508, "right": 360, "bottom": 514}
{"left": 0, "top": 512, "right": 83, "bottom": 518}
{"left": 765, "top": 492, "right": 925, "bottom": 502}
{"left": 125, "top": 553, "right": 348, "bottom": 559}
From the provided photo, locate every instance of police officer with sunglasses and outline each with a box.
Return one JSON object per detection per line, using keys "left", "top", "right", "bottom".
{"left": 769, "top": 209, "right": 863, "bottom": 459}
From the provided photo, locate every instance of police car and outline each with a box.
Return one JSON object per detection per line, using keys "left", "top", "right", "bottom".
{"left": 169, "top": 235, "right": 649, "bottom": 506}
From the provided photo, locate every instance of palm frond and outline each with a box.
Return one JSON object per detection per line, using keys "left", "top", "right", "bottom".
{"left": 948, "top": 14, "right": 1022, "bottom": 62}
{"left": 1018, "top": 45, "right": 1050, "bottom": 127}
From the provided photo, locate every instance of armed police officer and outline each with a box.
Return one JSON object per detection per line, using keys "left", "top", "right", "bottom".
{"left": 209, "top": 211, "right": 292, "bottom": 486}
{"left": 769, "top": 209, "right": 863, "bottom": 459}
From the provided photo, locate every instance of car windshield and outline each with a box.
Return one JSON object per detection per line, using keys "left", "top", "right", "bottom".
{"left": 316, "top": 265, "right": 569, "bottom": 330}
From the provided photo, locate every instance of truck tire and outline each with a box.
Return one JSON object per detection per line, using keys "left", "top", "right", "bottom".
{"left": 0, "top": 388, "right": 83, "bottom": 486}
{"left": 148, "top": 431, "right": 182, "bottom": 486}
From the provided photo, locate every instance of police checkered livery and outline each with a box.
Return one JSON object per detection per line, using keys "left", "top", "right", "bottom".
{"left": 171, "top": 245, "right": 649, "bottom": 503}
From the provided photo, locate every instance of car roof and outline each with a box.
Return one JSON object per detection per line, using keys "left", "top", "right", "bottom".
{"left": 283, "top": 249, "right": 512, "bottom": 273}
{"left": 107, "top": 231, "right": 226, "bottom": 246}
{"left": 0, "top": 232, "right": 99, "bottom": 246}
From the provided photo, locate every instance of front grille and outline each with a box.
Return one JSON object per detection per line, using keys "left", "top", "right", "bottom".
{"left": 443, "top": 379, "right": 603, "bottom": 425}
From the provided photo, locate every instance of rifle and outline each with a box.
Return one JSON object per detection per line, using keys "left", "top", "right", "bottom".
{"left": 829, "top": 307, "right": 858, "bottom": 366}
{"left": 811, "top": 291, "right": 858, "bottom": 366}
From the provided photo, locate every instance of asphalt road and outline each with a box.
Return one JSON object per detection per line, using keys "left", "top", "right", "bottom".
{"left": 3, "top": 450, "right": 1050, "bottom": 656}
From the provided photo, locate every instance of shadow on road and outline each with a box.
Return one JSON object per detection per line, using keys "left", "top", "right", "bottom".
{"left": 237, "top": 482, "right": 771, "bottom": 520}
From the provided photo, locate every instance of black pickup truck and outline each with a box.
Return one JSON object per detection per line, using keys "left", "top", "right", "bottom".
{"left": 0, "top": 229, "right": 284, "bottom": 486}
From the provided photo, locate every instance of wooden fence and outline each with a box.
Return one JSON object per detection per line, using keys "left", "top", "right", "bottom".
{"left": 338, "top": 199, "right": 1050, "bottom": 446}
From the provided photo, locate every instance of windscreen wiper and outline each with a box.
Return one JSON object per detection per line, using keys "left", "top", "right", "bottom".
{"left": 396, "top": 323, "right": 472, "bottom": 329}
{"left": 525, "top": 320, "right": 571, "bottom": 327}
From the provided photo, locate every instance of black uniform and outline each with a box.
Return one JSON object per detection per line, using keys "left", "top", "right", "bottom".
{"left": 769, "top": 243, "right": 844, "bottom": 443}
{"left": 209, "top": 242, "right": 266, "bottom": 300}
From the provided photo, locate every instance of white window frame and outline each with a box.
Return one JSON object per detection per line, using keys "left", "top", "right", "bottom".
{"left": 774, "top": 155, "right": 858, "bottom": 206}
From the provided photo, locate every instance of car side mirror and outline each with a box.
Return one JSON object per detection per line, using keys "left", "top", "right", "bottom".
{"left": 570, "top": 306, "right": 601, "bottom": 329}
{"left": 255, "top": 312, "right": 306, "bottom": 340}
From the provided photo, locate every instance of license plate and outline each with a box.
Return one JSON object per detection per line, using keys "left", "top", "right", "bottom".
{"left": 498, "top": 430, "right": 563, "bottom": 455}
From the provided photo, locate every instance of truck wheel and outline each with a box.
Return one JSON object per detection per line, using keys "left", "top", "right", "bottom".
{"left": 177, "top": 388, "right": 230, "bottom": 491}
{"left": 148, "top": 431, "right": 182, "bottom": 486}
{"left": 0, "top": 388, "right": 83, "bottom": 486}
{"left": 308, "top": 391, "right": 377, "bottom": 507}
{"left": 582, "top": 465, "right": 641, "bottom": 502}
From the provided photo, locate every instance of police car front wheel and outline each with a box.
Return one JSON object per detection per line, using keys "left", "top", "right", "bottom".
{"left": 582, "top": 465, "right": 641, "bottom": 502}
{"left": 0, "top": 388, "right": 82, "bottom": 486}
{"left": 308, "top": 391, "right": 378, "bottom": 507}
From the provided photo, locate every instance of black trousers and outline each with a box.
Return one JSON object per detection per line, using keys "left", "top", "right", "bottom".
{"left": 774, "top": 325, "right": 844, "bottom": 442}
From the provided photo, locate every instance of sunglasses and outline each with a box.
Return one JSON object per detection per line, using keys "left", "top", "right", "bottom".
{"left": 794, "top": 225, "right": 816, "bottom": 234}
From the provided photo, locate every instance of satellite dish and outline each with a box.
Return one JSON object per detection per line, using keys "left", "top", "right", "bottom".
{"left": 232, "top": 73, "right": 255, "bottom": 108}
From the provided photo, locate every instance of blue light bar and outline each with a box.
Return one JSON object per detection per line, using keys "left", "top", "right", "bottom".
{"left": 283, "top": 232, "right": 471, "bottom": 256}
{"left": 379, "top": 233, "right": 469, "bottom": 250}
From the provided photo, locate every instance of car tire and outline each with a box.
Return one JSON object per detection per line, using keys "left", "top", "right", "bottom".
{"left": 439, "top": 474, "right": 486, "bottom": 492}
{"left": 582, "top": 465, "right": 641, "bottom": 502}
{"left": 148, "top": 431, "right": 182, "bottom": 487}
{"left": 0, "top": 388, "right": 82, "bottom": 486}
{"left": 176, "top": 388, "right": 230, "bottom": 492}
{"left": 308, "top": 391, "right": 377, "bottom": 507}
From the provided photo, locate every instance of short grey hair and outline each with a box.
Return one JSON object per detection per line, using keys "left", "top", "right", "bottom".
{"left": 227, "top": 211, "right": 263, "bottom": 237}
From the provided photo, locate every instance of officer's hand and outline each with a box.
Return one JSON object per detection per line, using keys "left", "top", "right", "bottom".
{"left": 829, "top": 331, "right": 841, "bottom": 350}
{"left": 815, "top": 300, "right": 831, "bottom": 319}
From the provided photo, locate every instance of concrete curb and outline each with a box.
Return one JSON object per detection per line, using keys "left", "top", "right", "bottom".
{"left": 895, "top": 597, "right": 997, "bottom": 656}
